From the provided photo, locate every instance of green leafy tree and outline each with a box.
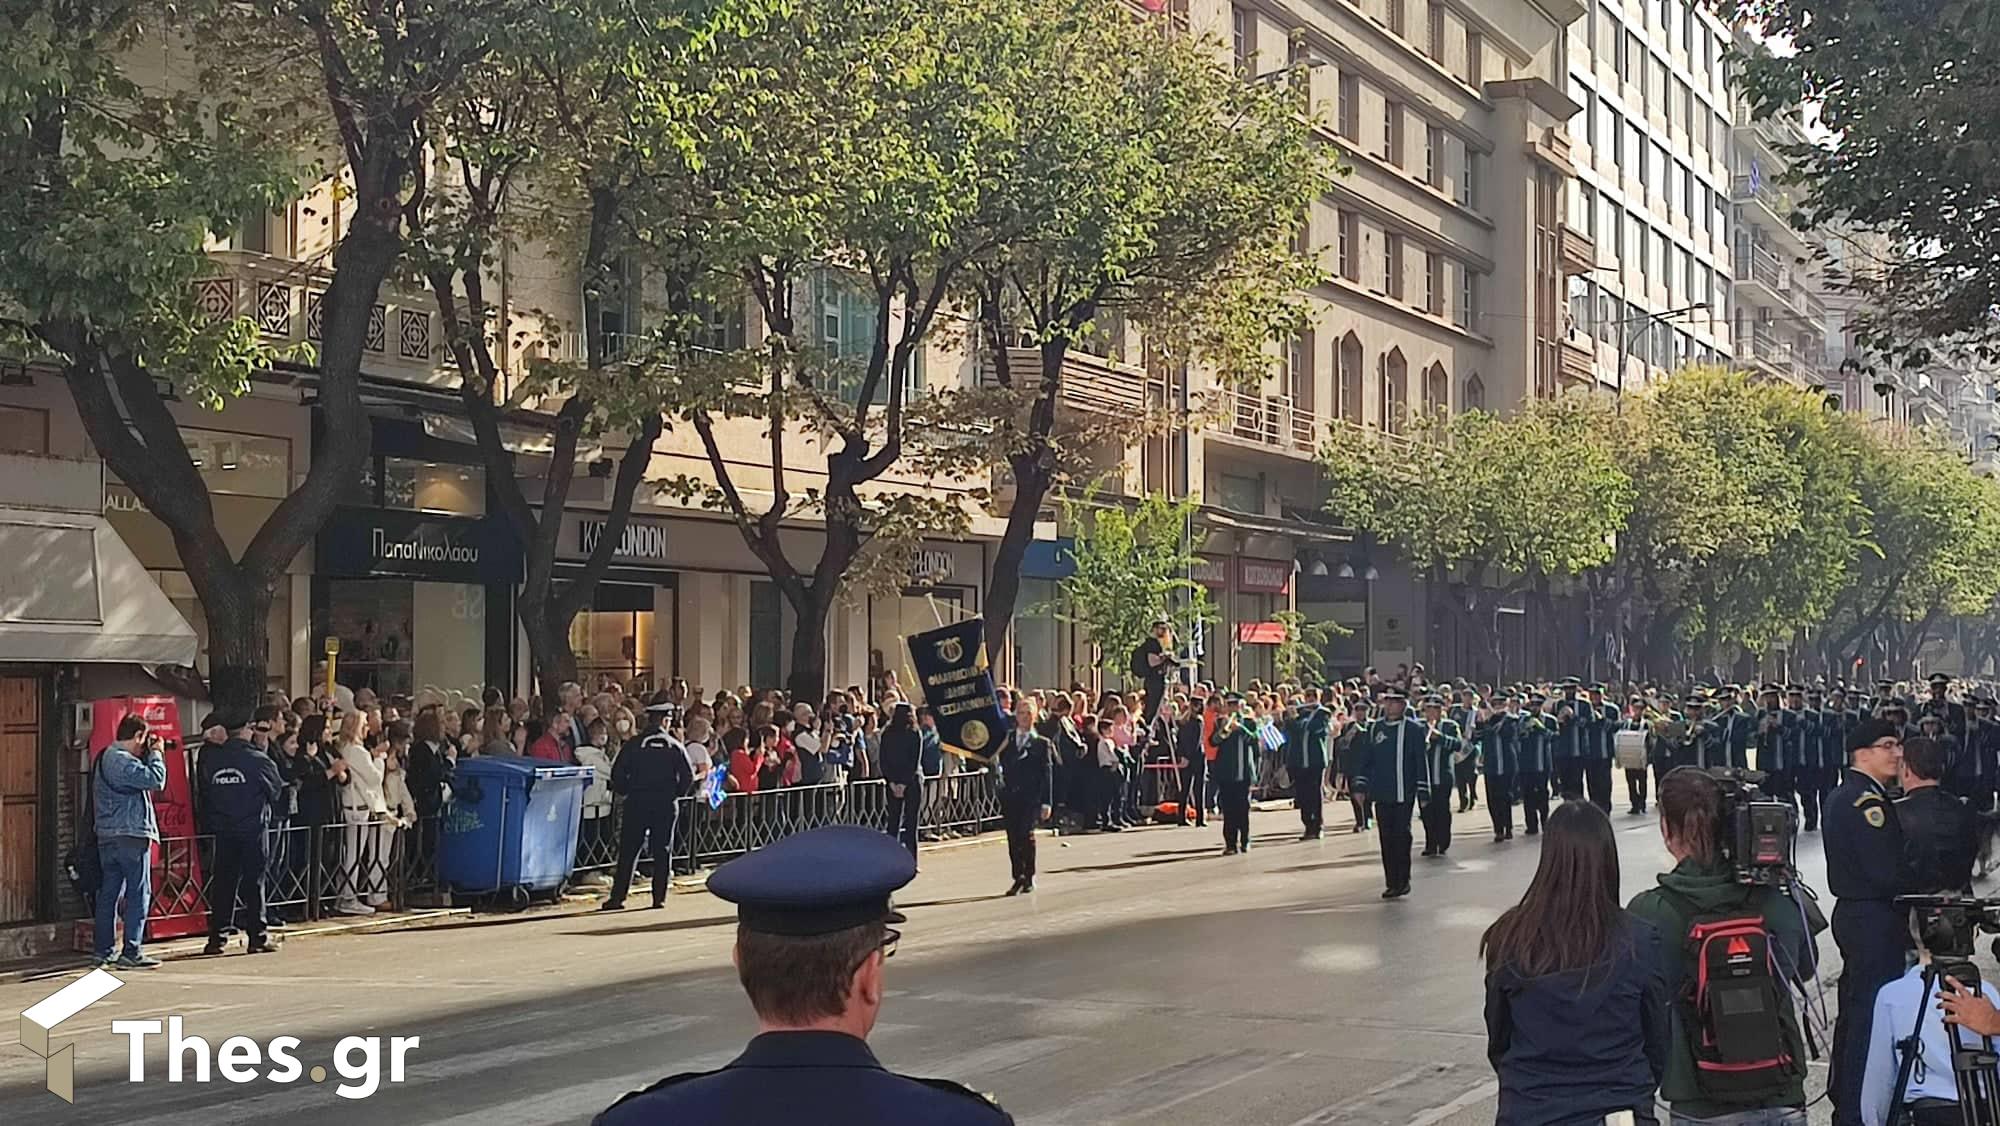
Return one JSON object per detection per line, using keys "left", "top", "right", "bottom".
{"left": 1320, "top": 394, "right": 1631, "bottom": 680}
{"left": 1272, "top": 608, "right": 1344, "bottom": 687}
{"left": 965, "top": 4, "right": 1330, "bottom": 647}
{"left": 0, "top": 0, "right": 518, "bottom": 711}
{"left": 1727, "top": 0, "right": 2000, "bottom": 364}
{"left": 1051, "top": 488, "right": 1213, "bottom": 683}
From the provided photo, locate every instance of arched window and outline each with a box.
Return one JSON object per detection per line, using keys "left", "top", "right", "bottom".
{"left": 1423, "top": 362, "right": 1449, "bottom": 416}
{"left": 1379, "top": 348, "right": 1408, "bottom": 434}
{"left": 1337, "top": 333, "right": 1364, "bottom": 422}
{"left": 1463, "top": 372, "right": 1486, "bottom": 412}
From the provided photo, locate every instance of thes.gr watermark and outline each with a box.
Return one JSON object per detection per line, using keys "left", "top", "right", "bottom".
{"left": 18, "top": 968, "right": 420, "bottom": 1103}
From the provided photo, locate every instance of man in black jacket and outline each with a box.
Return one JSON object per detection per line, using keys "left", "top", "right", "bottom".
{"left": 998, "top": 700, "right": 1053, "bottom": 895}
{"left": 603, "top": 699, "right": 696, "bottom": 912}
{"left": 197, "top": 713, "right": 285, "bottom": 956}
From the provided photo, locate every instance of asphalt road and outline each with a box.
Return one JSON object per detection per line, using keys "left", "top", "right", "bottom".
{"left": 0, "top": 796, "right": 1846, "bottom": 1126}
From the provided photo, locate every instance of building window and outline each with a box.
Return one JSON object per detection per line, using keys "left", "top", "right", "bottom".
{"left": 1289, "top": 329, "right": 1317, "bottom": 413}
{"left": 0, "top": 406, "right": 48, "bottom": 455}
{"left": 1464, "top": 30, "right": 1483, "bottom": 86}
{"left": 1379, "top": 350, "right": 1408, "bottom": 434}
{"left": 1337, "top": 210, "right": 1358, "bottom": 280}
{"left": 1218, "top": 472, "right": 1262, "bottom": 514}
{"left": 1383, "top": 101, "right": 1404, "bottom": 165}
{"left": 1425, "top": 125, "right": 1442, "bottom": 187}
{"left": 1606, "top": 107, "right": 1623, "bottom": 170}
{"left": 1459, "top": 148, "right": 1477, "bottom": 208}
{"left": 1384, "top": 234, "right": 1404, "bottom": 299}
{"left": 1424, "top": 252, "right": 1441, "bottom": 314}
{"left": 1427, "top": 2, "right": 1445, "bottom": 58}
{"left": 1386, "top": 0, "right": 1406, "bottom": 37}
{"left": 1232, "top": 5, "right": 1254, "bottom": 75}
{"left": 1337, "top": 333, "right": 1364, "bottom": 421}
{"left": 1458, "top": 268, "right": 1478, "bottom": 329}
{"left": 1463, "top": 372, "right": 1485, "bottom": 411}
{"left": 1338, "top": 72, "right": 1359, "bottom": 138}
{"left": 1623, "top": 32, "right": 1641, "bottom": 83}
{"left": 1423, "top": 362, "right": 1448, "bottom": 415}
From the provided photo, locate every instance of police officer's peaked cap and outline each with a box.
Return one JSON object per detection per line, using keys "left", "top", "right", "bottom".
{"left": 707, "top": 826, "right": 916, "bottom": 937}
{"left": 206, "top": 710, "right": 250, "bottom": 731}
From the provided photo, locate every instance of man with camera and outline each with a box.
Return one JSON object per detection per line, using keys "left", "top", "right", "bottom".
{"left": 1859, "top": 904, "right": 2000, "bottom": 1126}
{"left": 1628, "top": 768, "right": 1822, "bottom": 1126}
{"left": 1828, "top": 717, "right": 1915, "bottom": 1126}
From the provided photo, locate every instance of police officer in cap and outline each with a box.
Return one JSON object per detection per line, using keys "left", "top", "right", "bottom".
{"left": 1825, "top": 716, "right": 1911, "bottom": 1126}
{"left": 596, "top": 826, "right": 1011, "bottom": 1125}
{"left": 602, "top": 696, "right": 696, "bottom": 911}
{"left": 196, "top": 710, "right": 284, "bottom": 956}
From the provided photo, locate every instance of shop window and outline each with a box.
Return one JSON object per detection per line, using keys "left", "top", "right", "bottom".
{"left": 569, "top": 581, "right": 657, "bottom": 688}
{"left": 180, "top": 428, "right": 290, "bottom": 498}
{"left": 1013, "top": 578, "right": 1061, "bottom": 690}
{"left": 377, "top": 458, "right": 485, "bottom": 516}
{"left": 0, "top": 405, "right": 48, "bottom": 455}
{"left": 1217, "top": 472, "right": 1262, "bottom": 515}
{"left": 321, "top": 578, "right": 485, "bottom": 700}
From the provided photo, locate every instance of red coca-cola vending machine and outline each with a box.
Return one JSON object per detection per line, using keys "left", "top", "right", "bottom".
{"left": 85, "top": 695, "right": 206, "bottom": 941}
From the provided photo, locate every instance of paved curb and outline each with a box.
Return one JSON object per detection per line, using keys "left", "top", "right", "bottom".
{"left": 1, "top": 827, "right": 1013, "bottom": 984}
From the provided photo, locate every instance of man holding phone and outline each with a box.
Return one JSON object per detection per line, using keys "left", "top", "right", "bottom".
{"left": 92, "top": 715, "right": 169, "bottom": 968}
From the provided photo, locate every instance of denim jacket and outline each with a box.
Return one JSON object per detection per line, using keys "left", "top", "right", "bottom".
{"left": 93, "top": 743, "right": 168, "bottom": 842}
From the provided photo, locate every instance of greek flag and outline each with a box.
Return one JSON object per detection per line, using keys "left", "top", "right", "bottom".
{"left": 1259, "top": 721, "right": 1286, "bottom": 752}
{"left": 704, "top": 766, "right": 727, "bottom": 809}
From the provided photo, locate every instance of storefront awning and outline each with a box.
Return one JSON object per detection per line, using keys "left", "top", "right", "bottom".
{"left": 0, "top": 507, "right": 198, "bottom": 665}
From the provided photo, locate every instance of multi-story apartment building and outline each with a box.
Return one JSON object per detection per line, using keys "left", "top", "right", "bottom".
{"left": 1137, "top": 0, "right": 1589, "bottom": 684}
{"left": 1562, "top": 0, "right": 1735, "bottom": 389}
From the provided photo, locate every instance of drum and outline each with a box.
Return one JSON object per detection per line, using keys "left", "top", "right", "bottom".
{"left": 1614, "top": 729, "right": 1649, "bottom": 771}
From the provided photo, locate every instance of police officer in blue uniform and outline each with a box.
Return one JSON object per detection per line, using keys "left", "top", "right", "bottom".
{"left": 1825, "top": 717, "right": 1912, "bottom": 1126}
{"left": 1353, "top": 688, "right": 1431, "bottom": 899}
{"left": 602, "top": 699, "right": 696, "bottom": 912}
{"left": 596, "top": 827, "right": 1012, "bottom": 1126}
{"left": 196, "top": 712, "right": 284, "bottom": 956}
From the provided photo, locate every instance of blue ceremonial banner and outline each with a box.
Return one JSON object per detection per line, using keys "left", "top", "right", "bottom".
{"left": 907, "top": 618, "right": 1008, "bottom": 765}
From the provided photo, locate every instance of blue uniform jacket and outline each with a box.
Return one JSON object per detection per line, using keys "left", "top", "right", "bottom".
{"left": 195, "top": 737, "right": 284, "bottom": 837}
{"left": 1517, "top": 713, "right": 1555, "bottom": 776}
{"left": 1475, "top": 712, "right": 1516, "bottom": 778}
{"left": 1283, "top": 706, "right": 1332, "bottom": 771}
{"left": 1209, "top": 717, "right": 1258, "bottom": 785}
{"left": 1550, "top": 696, "right": 1589, "bottom": 762}
{"left": 1753, "top": 708, "right": 1800, "bottom": 772}
{"left": 1720, "top": 707, "right": 1753, "bottom": 769}
{"left": 595, "top": 1030, "right": 1011, "bottom": 1126}
{"left": 1818, "top": 708, "right": 1857, "bottom": 772}
{"left": 1354, "top": 715, "right": 1433, "bottom": 804}
{"left": 997, "top": 730, "right": 1053, "bottom": 808}
{"left": 1824, "top": 769, "right": 1903, "bottom": 904}
{"left": 1423, "top": 719, "right": 1465, "bottom": 791}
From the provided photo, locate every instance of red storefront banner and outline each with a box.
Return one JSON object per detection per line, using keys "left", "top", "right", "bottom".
{"left": 1237, "top": 621, "right": 1287, "bottom": 645}
{"left": 88, "top": 696, "right": 206, "bottom": 938}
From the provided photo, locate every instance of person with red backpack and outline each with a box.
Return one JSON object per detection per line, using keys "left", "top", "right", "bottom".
{"left": 1627, "top": 768, "right": 1826, "bottom": 1126}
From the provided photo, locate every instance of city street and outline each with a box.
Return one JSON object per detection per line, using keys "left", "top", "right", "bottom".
{"left": 0, "top": 801, "right": 1844, "bottom": 1125}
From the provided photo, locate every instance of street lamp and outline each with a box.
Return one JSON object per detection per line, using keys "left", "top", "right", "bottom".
{"left": 1612, "top": 301, "right": 1708, "bottom": 407}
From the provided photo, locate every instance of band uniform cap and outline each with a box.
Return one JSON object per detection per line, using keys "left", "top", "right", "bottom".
{"left": 1420, "top": 694, "right": 1444, "bottom": 707}
{"left": 1589, "top": 682, "right": 1607, "bottom": 692}
{"left": 1785, "top": 684, "right": 1805, "bottom": 694}
{"left": 644, "top": 700, "right": 679, "bottom": 714}
{"left": 1559, "top": 677, "right": 1581, "bottom": 688}
{"left": 1928, "top": 673, "right": 1953, "bottom": 685}
{"left": 1847, "top": 717, "right": 1904, "bottom": 755}
{"left": 707, "top": 826, "right": 916, "bottom": 937}
{"left": 1378, "top": 687, "right": 1405, "bottom": 701}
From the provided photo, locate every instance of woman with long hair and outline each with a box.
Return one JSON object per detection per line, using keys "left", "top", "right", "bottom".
{"left": 1482, "top": 800, "right": 1667, "bottom": 1125}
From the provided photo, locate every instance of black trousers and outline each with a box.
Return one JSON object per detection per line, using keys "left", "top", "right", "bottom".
{"left": 886, "top": 786, "right": 921, "bottom": 856}
{"left": 1420, "top": 791, "right": 1453, "bottom": 854}
{"left": 1519, "top": 773, "right": 1550, "bottom": 834}
{"left": 1831, "top": 901, "right": 1913, "bottom": 1126}
{"left": 208, "top": 832, "right": 269, "bottom": 942}
{"left": 1375, "top": 800, "right": 1414, "bottom": 891}
{"left": 1798, "top": 767, "right": 1824, "bottom": 829}
{"left": 1142, "top": 679, "right": 1167, "bottom": 727}
{"left": 609, "top": 802, "right": 678, "bottom": 907}
{"left": 1455, "top": 760, "right": 1479, "bottom": 808}
{"left": 1294, "top": 764, "right": 1323, "bottom": 833}
{"left": 1555, "top": 758, "right": 1584, "bottom": 800}
{"left": 1001, "top": 799, "right": 1039, "bottom": 882}
{"left": 1583, "top": 759, "right": 1614, "bottom": 813}
{"left": 1625, "top": 767, "right": 1650, "bottom": 813}
{"left": 1217, "top": 779, "right": 1251, "bottom": 850}
{"left": 1179, "top": 760, "right": 1207, "bottom": 825}
{"left": 1095, "top": 766, "right": 1123, "bottom": 827}
{"left": 1486, "top": 774, "right": 1515, "bottom": 837}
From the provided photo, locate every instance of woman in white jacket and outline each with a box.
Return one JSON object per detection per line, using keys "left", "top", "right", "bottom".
{"left": 335, "top": 710, "right": 390, "bottom": 915}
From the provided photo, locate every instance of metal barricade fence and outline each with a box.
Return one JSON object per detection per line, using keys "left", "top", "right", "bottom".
{"left": 131, "top": 771, "right": 1005, "bottom": 923}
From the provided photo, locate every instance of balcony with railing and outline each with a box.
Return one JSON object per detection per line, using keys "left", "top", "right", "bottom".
{"left": 976, "top": 346, "right": 1150, "bottom": 416}
{"left": 1559, "top": 224, "right": 1596, "bottom": 277}
{"left": 1210, "top": 388, "right": 1417, "bottom": 458}
{"left": 1732, "top": 245, "right": 1813, "bottom": 319}
{"left": 1734, "top": 326, "right": 1811, "bottom": 385}
{"left": 195, "top": 250, "right": 457, "bottom": 385}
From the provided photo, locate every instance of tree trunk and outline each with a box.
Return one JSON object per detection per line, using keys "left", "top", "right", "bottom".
{"left": 201, "top": 574, "right": 274, "bottom": 717}
{"left": 517, "top": 595, "right": 580, "bottom": 706}
{"left": 985, "top": 451, "right": 1053, "bottom": 653}
{"left": 786, "top": 586, "right": 833, "bottom": 703}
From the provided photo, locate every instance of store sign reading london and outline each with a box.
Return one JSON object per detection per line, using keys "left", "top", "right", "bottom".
{"left": 576, "top": 518, "right": 668, "bottom": 562}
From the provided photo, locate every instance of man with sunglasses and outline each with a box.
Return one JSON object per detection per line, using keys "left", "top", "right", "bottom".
{"left": 194, "top": 711, "right": 285, "bottom": 957}
{"left": 596, "top": 826, "right": 1011, "bottom": 1125}
{"left": 1826, "top": 717, "right": 1912, "bottom": 1126}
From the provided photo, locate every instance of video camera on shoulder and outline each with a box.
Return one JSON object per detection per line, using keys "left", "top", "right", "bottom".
{"left": 1708, "top": 768, "right": 1798, "bottom": 887}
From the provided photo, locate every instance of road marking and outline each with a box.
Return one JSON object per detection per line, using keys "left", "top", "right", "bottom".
{"left": 1024, "top": 1049, "right": 1304, "bottom": 1126}
{"left": 908, "top": 1034, "right": 1082, "bottom": 1079}
{"left": 1281, "top": 1063, "right": 1441, "bottom": 1126}
{"left": 1405, "top": 1078, "right": 1498, "bottom": 1126}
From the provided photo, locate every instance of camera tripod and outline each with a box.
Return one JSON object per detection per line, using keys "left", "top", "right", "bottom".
{"left": 1889, "top": 958, "right": 2000, "bottom": 1126}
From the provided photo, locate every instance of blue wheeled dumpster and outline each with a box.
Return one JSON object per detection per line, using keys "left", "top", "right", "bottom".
{"left": 438, "top": 757, "right": 594, "bottom": 906}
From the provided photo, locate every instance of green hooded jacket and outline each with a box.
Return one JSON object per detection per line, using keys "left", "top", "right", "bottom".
{"left": 1625, "top": 858, "right": 1827, "bottom": 1118}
